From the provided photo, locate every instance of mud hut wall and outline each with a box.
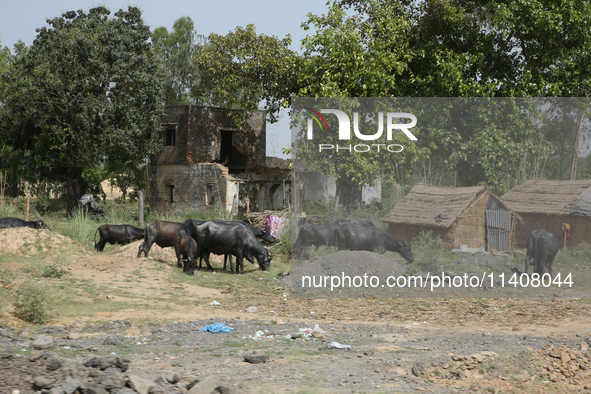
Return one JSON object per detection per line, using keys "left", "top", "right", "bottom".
{"left": 387, "top": 225, "right": 452, "bottom": 247}
{"left": 149, "top": 163, "right": 230, "bottom": 214}
{"left": 512, "top": 213, "right": 591, "bottom": 248}
{"left": 453, "top": 193, "right": 487, "bottom": 249}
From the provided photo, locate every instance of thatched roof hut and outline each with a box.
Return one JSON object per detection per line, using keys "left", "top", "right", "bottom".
{"left": 500, "top": 179, "right": 591, "bottom": 248}
{"left": 382, "top": 184, "right": 515, "bottom": 251}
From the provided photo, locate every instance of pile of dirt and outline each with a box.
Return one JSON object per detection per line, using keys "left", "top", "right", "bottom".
{"left": 0, "top": 228, "right": 73, "bottom": 255}
{"left": 451, "top": 251, "right": 521, "bottom": 273}
{"left": 286, "top": 250, "right": 408, "bottom": 296}
{"left": 533, "top": 344, "right": 591, "bottom": 384}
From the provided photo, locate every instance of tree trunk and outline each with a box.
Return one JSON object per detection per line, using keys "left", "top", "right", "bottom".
{"left": 66, "top": 168, "right": 84, "bottom": 215}
{"left": 570, "top": 112, "right": 583, "bottom": 180}
{"left": 335, "top": 179, "right": 362, "bottom": 211}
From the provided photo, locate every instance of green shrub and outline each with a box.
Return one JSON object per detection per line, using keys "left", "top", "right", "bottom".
{"left": 42, "top": 263, "right": 69, "bottom": 278}
{"left": 0, "top": 199, "right": 19, "bottom": 217}
{"left": 411, "top": 230, "right": 443, "bottom": 250}
{"left": 64, "top": 211, "right": 96, "bottom": 248}
{"left": 14, "top": 281, "right": 51, "bottom": 324}
{"left": 410, "top": 230, "right": 446, "bottom": 263}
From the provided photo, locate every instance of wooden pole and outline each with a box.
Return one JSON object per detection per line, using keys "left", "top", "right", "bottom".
{"left": 25, "top": 196, "right": 30, "bottom": 221}
{"left": 229, "top": 193, "right": 238, "bottom": 220}
{"left": 138, "top": 191, "right": 144, "bottom": 227}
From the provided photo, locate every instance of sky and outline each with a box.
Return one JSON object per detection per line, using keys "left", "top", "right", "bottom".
{"left": 0, "top": 0, "right": 329, "bottom": 158}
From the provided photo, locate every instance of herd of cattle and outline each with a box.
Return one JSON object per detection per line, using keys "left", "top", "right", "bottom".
{"left": 0, "top": 215, "right": 560, "bottom": 277}
{"left": 98, "top": 219, "right": 274, "bottom": 275}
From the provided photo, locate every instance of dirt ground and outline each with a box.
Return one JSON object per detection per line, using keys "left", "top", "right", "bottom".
{"left": 1, "top": 227, "right": 591, "bottom": 393}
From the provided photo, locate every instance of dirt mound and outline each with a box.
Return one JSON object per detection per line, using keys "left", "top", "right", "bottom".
{"left": 533, "top": 344, "right": 591, "bottom": 384}
{"left": 451, "top": 251, "right": 521, "bottom": 272}
{"left": 287, "top": 250, "right": 408, "bottom": 296}
{"left": 0, "top": 228, "right": 73, "bottom": 255}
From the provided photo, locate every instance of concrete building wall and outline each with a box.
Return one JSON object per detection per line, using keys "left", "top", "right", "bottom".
{"left": 153, "top": 106, "right": 266, "bottom": 171}
{"left": 362, "top": 178, "right": 382, "bottom": 205}
{"left": 149, "top": 163, "right": 239, "bottom": 214}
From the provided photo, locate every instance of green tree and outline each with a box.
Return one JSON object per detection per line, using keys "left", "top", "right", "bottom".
{"left": 0, "top": 7, "right": 164, "bottom": 213}
{"left": 193, "top": 24, "right": 299, "bottom": 124}
{"left": 152, "top": 16, "right": 204, "bottom": 105}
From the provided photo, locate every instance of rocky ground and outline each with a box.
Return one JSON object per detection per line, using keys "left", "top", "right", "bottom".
{"left": 2, "top": 314, "right": 591, "bottom": 394}
{"left": 1, "top": 227, "right": 591, "bottom": 393}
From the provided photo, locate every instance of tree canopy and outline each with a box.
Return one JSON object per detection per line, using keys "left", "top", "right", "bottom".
{"left": 194, "top": 0, "right": 591, "bottom": 198}
{"left": 0, "top": 7, "right": 164, "bottom": 212}
{"left": 152, "top": 16, "right": 204, "bottom": 106}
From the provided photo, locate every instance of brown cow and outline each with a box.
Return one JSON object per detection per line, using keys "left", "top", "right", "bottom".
{"left": 137, "top": 221, "right": 184, "bottom": 267}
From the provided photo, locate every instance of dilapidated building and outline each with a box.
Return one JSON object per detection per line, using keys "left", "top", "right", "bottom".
{"left": 149, "top": 106, "right": 290, "bottom": 214}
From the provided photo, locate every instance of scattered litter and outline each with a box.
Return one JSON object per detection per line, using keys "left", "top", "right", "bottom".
{"left": 247, "top": 306, "right": 258, "bottom": 313}
{"left": 200, "top": 323, "right": 234, "bottom": 333}
{"left": 298, "top": 327, "right": 313, "bottom": 337}
{"left": 111, "top": 352, "right": 117, "bottom": 355}
{"left": 313, "top": 324, "right": 326, "bottom": 334}
{"left": 250, "top": 331, "right": 266, "bottom": 340}
{"left": 328, "top": 341, "right": 351, "bottom": 349}
{"left": 209, "top": 300, "right": 221, "bottom": 306}
{"left": 136, "top": 342, "right": 142, "bottom": 345}
{"left": 63, "top": 347, "right": 70, "bottom": 350}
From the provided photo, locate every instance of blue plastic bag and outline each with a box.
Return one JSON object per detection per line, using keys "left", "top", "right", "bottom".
{"left": 200, "top": 323, "right": 234, "bottom": 333}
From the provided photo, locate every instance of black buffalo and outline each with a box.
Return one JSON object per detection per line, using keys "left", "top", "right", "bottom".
{"left": 525, "top": 229, "right": 559, "bottom": 275}
{"left": 181, "top": 219, "right": 272, "bottom": 271}
{"left": 188, "top": 221, "right": 272, "bottom": 274}
{"left": 137, "top": 221, "right": 184, "bottom": 267}
{"left": 291, "top": 222, "right": 340, "bottom": 258}
{"left": 335, "top": 225, "right": 414, "bottom": 263}
{"left": 94, "top": 224, "right": 144, "bottom": 252}
{"left": 334, "top": 218, "right": 375, "bottom": 227}
{"left": 0, "top": 217, "right": 51, "bottom": 231}
{"left": 180, "top": 236, "right": 198, "bottom": 275}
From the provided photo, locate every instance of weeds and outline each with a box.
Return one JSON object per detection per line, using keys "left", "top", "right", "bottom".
{"left": 0, "top": 199, "right": 19, "bottom": 217}
{"left": 410, "top": 230, "right": 448, "bottom": 263}
{"left": 14, "top": 281, "right": 51, "bottom": 324}
{"left": 63, "top": 211, "right": 96, "bottom": 248}
{"left": 41, "top": 263, "right": 69, "bottom": 278}
{"left": 555, "top": 242, "right": 591, "bottom": 267}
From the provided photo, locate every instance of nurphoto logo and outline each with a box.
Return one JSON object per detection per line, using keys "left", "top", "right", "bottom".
{"left": 304, "top": 107, "right": 418, "bottom": 153}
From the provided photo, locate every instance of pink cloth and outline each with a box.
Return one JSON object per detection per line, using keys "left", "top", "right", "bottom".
{"left": 266, "top": 215, "right": 286, "bottom": 238}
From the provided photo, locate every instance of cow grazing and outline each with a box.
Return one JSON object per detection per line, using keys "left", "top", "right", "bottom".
{"left": 180, "top": 236, "right": 198, "bottom": 275}
{"left": 525, "top": 229, "right": 559, "bottom": 276}
{"left": 0, "top": 217, "right": 51, "bottom": 231}
{"left": 94, "top": 224, "right": 144, "bottom": 252}
{"left": 181, "top": 219, "right": 272, "bottom": 271}
{"left": 188, "top": 221, "right": 272, "bottom": 275}
{"left": 335, "top": 225, "right": 414, "bottom": 263}
{"left": 137, "top": 221, "right": 184, "bottom": 267}
{"left": 291, "top": 222, "right": 340, "bottom": 258}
